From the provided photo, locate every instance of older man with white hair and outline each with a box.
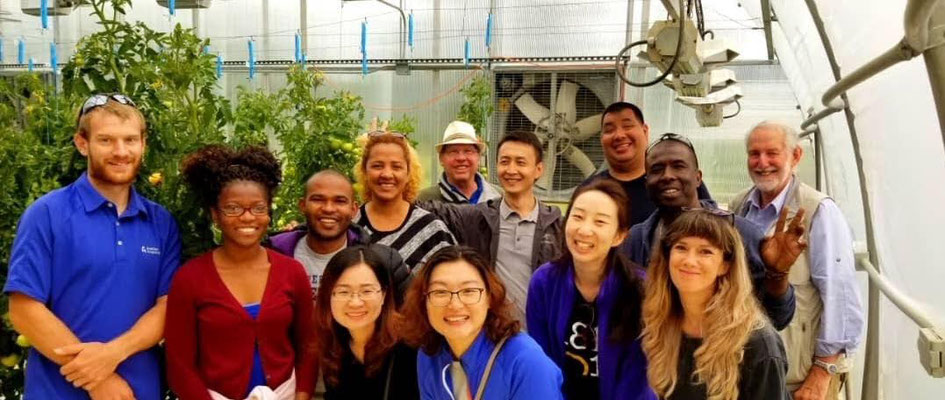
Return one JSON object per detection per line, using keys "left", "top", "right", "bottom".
{"left": 729, "top": 121, "right": 864, "bottom": 400}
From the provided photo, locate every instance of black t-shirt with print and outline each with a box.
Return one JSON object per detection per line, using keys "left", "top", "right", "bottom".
{"left": 563, "top": 293, "right": 600, "bottom": 400}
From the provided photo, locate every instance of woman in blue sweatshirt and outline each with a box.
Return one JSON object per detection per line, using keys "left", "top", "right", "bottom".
{"left": 527, "top": 178, "right": 656, "bottom": 400}
{"left": 402, "top": 246, "right": 563, "bottom": 400}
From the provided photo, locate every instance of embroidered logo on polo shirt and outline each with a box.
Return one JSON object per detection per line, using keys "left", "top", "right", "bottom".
{"left": 141, "top": 246, "right": 161, "bottom": 255}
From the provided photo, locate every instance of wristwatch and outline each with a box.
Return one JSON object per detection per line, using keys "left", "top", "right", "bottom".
{"left": 813, "top": 359, "right": 840, "bottom": 374}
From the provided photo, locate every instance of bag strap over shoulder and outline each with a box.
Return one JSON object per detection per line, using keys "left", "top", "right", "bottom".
{"left": 473, "top": 336, "right": 509, "bottom": 400}
{"left": 383, "top": 352, "right": 396, "bottom": 400}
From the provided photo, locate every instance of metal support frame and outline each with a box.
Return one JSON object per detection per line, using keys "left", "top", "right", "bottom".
{"left": 923, "top": 1, "right": 945, "bottom": 154}
{"left": 801, "top": 0, "right": 944, "bottom": 132}
{"left": 856, "top": 255, "right": 938, "bottom": 329}
{"left": 51, "top": 0, "right": 60, "bottom": 91}
{"left": 300, "top": 0, "right": 308, "bottom": 52}
{"left": 761, "top": 0, "right": 775, "bottom": 60}
{"left": 620, "top": 0, "right": 635, "bottom": 100}
{"left": 800, "top": 99, "right": 845, "bottom": 131}
{"left": 812, "top": 128, "right": 824, "bottom": 192}
{"left": 488, "top": 0, "right": 497, "bottom": 61}
{"left": 800, "top": 0, "right": 945, "bottom": 398}
{"left": 658, "top": 0, "right": 680, "bottom": 21}
{"left": 624, "top": 0, "right": 650, "bottom": 106}
{"left": 0, "top": 56, "right": 777, "bottom": 74}
{"left": 376, "top": 0, "right": 407, "bottom": 60}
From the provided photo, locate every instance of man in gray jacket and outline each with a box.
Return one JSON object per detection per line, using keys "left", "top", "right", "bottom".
{"left": 418, "top": 130, "right": 563, "bottom": 321}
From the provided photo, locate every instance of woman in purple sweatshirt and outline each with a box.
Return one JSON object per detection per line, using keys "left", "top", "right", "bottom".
{"left": 527, "top": 178, "right": 656, "bottom": 400}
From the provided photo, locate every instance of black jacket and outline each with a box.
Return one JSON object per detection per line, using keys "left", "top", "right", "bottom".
{"left": 416, "top": 197, "right": 563, "bottom": 271}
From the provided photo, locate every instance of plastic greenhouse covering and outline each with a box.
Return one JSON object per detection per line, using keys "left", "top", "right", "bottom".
{"left": 1, "top": 0, "right": 944, "bottom": 398}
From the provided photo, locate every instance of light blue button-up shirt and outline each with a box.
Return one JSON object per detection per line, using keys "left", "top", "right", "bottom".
{"left": 743, "top": 178, "right": 864, "bottom": 356}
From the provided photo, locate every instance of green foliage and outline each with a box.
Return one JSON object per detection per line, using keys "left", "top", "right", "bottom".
{"left": 0, "top": 74, "right": 78, "bottom": 399}
{"left": 60, "top": 0, "right": 234, "bottom": 259}
{"left": 231, "top": 86, "right": 285, "bottom": 148}
{"left": 456, "top": 74, "right": 494, "bottom": 140}
{"left": 388, "top": 114, "right": 417, "bottom": 136}
{"left": 0, "top": 0, "right": 374, "bottom": 396}
{"left": 273, "top": 66, "right": 366, "bottom": 226}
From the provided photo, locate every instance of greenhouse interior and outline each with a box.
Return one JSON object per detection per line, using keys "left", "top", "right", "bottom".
{"left": 0, "top": 0, "right": 944, "bottom": 399}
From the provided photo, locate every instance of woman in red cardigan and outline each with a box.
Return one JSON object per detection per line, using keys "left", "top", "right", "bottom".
{"left": 165, "top": 145, "right": 316, "bottom": 400}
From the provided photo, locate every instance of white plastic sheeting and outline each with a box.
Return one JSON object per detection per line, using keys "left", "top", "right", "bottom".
{"left": 3, "top": 0, "right": 943, "bottom": 396}
{"left": 744, "top": 0, "right": 945, "bottom": 398}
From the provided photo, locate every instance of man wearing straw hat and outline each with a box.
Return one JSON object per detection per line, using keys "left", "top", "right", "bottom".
{"left": 419, "top": 120, "right": 501, "bottom": 204}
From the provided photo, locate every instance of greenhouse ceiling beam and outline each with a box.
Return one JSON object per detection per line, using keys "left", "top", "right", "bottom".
{"left": 923, "top": 1, "right": 945, "bottom": 147}
{"left": 0, "top": 58, "right": 777, "bottom": 73}
{"left": 760, "top": 0, "right": 775, "bottom": 60}
{"left": 300, "top": 0, "right": 308, "bottom": 52}
{"left": 226, "top": 57, "right": 775, "bottom": 67}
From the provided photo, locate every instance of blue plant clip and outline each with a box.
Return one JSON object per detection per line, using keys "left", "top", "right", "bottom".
{"left": 41, "top": 0, "right": 49, "bottom": 30}
{"left": 18, "top": 40, "right": 25, "bottom": 65}
{"left": 360, "top": 20, "right": 367, "bottom": 55}
{"left": 28, "top": 57, "right": 34, "bottom": 72}
{"left": 464, "top": 37, "right": 470, "bottom": 68}
{"left": 169, "top": 0, "right": 176, "bottom": 17}
{"left": 247, "top": 39, "right": 256, "bottom": 80}
{"left": 50, "top": 43, "right": 57, "bottom": 76}
{"left": 216, "top": 54, "right": 223, "bottom": 79}
{"left": 361, "top": 20, "right": 368, "bottom": 76}
{"left": 486, "top": 13, "right": 493, "bottom": 48}
{"left": 408, "top": 12, "right": 414, "bottom": 48}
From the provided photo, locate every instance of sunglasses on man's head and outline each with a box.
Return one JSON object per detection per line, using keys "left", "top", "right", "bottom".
{"left": 681, "top": 206, "right": 736, "bottom": 226}
{"left": 79, "top": 93, "right": 137, "bottom": 118}
{"left": 646, "top": 132, "right": 696, "bottom": 154}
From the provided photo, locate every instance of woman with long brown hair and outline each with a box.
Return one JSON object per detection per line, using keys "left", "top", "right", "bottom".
{"left": 642, "top": 209, "right": 789, "bottom": 400}
{"left": 312, "top": 245, "right": 418, "bottom": 399}
{"left": 401, "top": 246, "right": 562, "bottom": 400}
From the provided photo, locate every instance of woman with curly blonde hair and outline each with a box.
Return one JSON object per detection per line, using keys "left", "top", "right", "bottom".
{"left": 641, "top": 209, "right": 789, "bottom": 400}
{"left": 353, "top": 124, "right": 455, "bottom": 272}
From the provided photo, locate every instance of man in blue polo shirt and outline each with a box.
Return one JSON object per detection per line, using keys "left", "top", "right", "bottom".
{"left": 5, "top": 94, "right": 180, "bottom": 400}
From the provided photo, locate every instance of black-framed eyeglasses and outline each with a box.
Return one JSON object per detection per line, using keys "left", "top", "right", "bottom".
{"left": 367, "top": 130, "right": 407, "bottom": 140}
{"left": 218, "top": 203, "right": 269, "bottom": 217}
{"left": 681, "top": 206, "right": 736, "bottom": 226}
{"left": 79, "top": 93, "right": 137, "bottom": 118}
{"left": 426, "top": 288, "right": 485, "bottom": 307}
{"left": 646, "top": 132, "right": 695, "bottom": 154}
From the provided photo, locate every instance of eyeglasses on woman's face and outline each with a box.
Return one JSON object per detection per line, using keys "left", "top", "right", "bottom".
{"left": 331, "top": 287, "right": 383, "bottom": 303}
{"left": 425, "top": 288, "right": 485, "bottom": 307}
{"left": 218, "top": 203, "right": 269, "bottom": 217}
